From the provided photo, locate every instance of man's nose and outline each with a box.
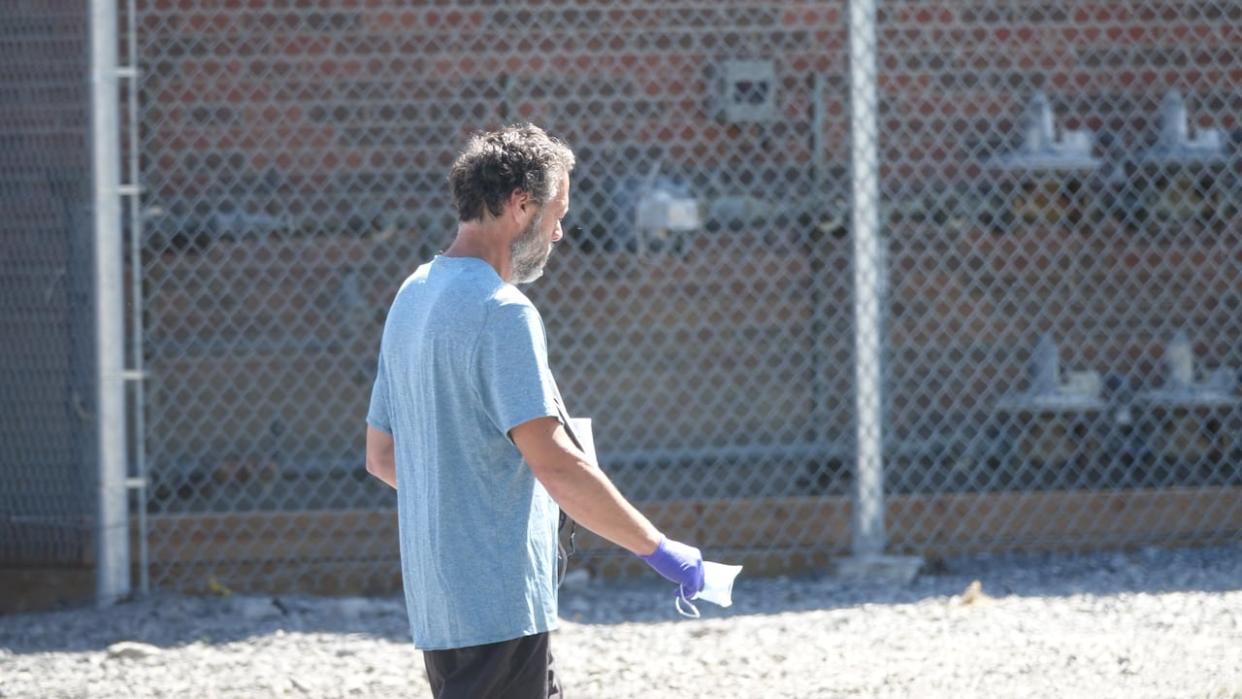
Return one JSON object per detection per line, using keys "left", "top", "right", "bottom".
{"left": 551, "top": 222, "right": 563, "bottom": 243}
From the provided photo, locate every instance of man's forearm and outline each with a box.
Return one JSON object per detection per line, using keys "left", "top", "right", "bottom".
{"left": 535, "top": 453, "right": 661, "bottom": 556}
{"left": 513, "top": 418, "right": 662, "bottom": 555}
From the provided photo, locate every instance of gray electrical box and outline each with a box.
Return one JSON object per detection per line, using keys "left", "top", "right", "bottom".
{"left": 719, "top": 59, "right": 776, "bottom": 123}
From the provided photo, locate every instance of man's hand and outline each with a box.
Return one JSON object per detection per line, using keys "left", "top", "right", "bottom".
{"left": 640, "top": 536, "right": 705, "bottom": 600}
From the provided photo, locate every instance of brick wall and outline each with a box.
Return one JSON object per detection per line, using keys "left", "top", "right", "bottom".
{"left": 134, "top": 1, "right": 1242, "bottom": 496}
{"left": 133, "top": 2, "right": 1242, "bottom": 213}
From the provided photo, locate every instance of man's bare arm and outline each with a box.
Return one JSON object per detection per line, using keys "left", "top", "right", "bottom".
{"left": 365, "top": 425, "right": 397, "bottom": 489}
{"left": 511, "top": 416, "right": 661, "bottom": 556}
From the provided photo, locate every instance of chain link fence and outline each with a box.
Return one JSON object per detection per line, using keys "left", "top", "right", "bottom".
{"left": 4, "top": 1, "right": 1240, "bottom": 595}
{"left": 1, "top": 1, "right": 97, "bottom": 568}
{"left": 872, "top": 2, "right": 1242, "bottom": 556}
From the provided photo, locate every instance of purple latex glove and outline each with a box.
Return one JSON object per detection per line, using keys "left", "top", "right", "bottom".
{"left": 639, "top": 536, "right": 705, "bottom": 600}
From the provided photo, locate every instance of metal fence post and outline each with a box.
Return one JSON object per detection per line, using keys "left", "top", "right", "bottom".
{"left": 848, "top": 0, "right": 885, "bottom": 557}
{"left": 90, "top": 0, "right": 130, "bottom": 606}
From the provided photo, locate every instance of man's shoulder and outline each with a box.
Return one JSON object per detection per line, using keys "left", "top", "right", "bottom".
{"left": 392, "top": 260, "right": 541, "bottom": 328}
{"left": 394, "top": 259, "right": 504, "bottom": 303}
{"left": 488, "top": 283, "right": 537, "bottom": 312}
{"left": 440, "top": 275, "right": 537, "bottom": 322}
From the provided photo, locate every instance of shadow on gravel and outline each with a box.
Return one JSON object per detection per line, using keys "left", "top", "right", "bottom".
{"left": 0, "top": 592, "right": 414, "bottom": 656}
{"left": 557, "top": 543, "right": 1242, "bottom": 625}
{"left": 2, "top": 544, "right": 1237, "bottom": 655}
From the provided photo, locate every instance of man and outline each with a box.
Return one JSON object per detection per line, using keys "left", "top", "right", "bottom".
{"left": 364, "top": 123, "right": 705, "bottom": 698}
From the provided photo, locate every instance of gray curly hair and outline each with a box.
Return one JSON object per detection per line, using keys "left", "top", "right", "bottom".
{"left": 448, "top": 123, "right": 576, "bottom": 223}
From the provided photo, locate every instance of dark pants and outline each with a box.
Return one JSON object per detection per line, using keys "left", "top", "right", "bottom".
{"left": 423, "top": 632, "right": 563, "bottom": 699}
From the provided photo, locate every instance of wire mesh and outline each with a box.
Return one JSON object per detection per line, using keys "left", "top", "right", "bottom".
{"left": 0, "top": 1, "right": 97, "bottom": 567}
{"left": 55, "top": 0, "right": 1242, "bottom": 592}
{"left": 872, "top": 1, "right": 1242, "bottom": 554}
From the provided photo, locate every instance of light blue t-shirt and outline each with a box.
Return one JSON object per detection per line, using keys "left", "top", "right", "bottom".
{"left": 366, "top": 255, "right": 563, "bottom": 650}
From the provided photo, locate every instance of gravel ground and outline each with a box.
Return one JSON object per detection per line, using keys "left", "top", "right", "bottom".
{"left": 2, "top": 544, "right": 1240, "bottom": 699}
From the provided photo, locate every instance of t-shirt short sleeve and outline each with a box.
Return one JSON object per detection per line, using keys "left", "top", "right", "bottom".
{"left": 474, "top": 301, "right": 560, "bottom": 438}
{"left": 366, "top": 351, "right": 393, "bottom": 434}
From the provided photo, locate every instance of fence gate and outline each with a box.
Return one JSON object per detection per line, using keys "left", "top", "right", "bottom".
{"left": 1, "top": 0, "right": 98, "bottom": 585}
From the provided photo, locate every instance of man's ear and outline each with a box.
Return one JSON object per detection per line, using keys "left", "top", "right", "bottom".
{"left": 509, "top": 189, "right": 533, "bottom": 222}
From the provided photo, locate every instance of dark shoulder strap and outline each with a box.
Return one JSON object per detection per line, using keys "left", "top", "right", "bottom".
{"left": 551, "top": 391, "right": 580, "bottom": 581}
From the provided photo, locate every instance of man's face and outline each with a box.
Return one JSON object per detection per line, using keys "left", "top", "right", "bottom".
{"left": 511, "top": 172, "right": 570, "bottom": 284}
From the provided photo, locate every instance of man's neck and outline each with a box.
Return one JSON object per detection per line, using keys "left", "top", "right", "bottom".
{"left": 443, "top": 223, "right": 512, "bottom": 282}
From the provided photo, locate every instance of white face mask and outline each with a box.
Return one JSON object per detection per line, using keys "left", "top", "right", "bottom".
{"left": 675, "top": 561, "right": 744, "bottom": 619}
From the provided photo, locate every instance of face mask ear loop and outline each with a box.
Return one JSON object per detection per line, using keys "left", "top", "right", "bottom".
{"left": 675, "top": 589, "right": 701, "bottom": 619}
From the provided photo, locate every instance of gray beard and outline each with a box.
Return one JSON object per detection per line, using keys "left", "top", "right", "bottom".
{"left": 510, "top": 211, "right": 551, "bottom": 284}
